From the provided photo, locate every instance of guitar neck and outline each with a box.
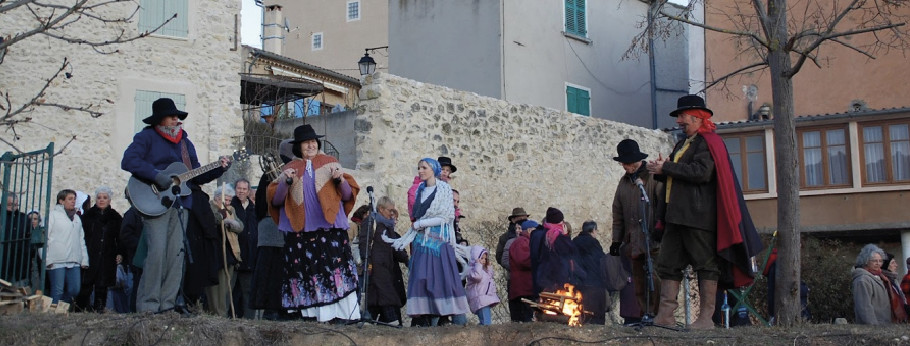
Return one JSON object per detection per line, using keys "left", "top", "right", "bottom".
{"left": 177, "top": 160, "right": 221, "bottom": 182}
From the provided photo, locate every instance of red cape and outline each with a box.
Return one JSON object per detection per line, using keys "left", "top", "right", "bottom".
{"left": 702, "top": 131, "right": 764, "bottom": 287}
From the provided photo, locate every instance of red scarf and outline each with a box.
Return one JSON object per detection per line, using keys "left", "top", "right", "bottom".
{"left": 680, "top": 109, "right": 717, "bottom": 133}
{"left": 870, "top": 268, "right": 909, "bottom": 322}
{"left": 155, "top": 124, "right": 185, "bottom": 143}
{"left": 543, "top": 222, "right": 564, "bottom": 247}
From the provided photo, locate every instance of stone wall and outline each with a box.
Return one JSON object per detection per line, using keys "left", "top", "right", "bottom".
{"left": 354, "top": 72, "right": 676, "bottom": 245}
{"left": 0, "top": 1, "right": 243, "bottom": 213}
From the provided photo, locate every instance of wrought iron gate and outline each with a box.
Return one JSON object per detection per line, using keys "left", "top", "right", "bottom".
{"left": 0, "top": 143, "right": 54, "bottom": 292}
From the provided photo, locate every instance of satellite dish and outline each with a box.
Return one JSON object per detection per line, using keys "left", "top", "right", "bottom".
{"left": 743, "top": 84, "right": 758, "bottom": 102}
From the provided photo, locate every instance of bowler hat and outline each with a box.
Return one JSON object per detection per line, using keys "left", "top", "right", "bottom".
{"left": 670, "top": 94, "right": 713, "bottom": 117}
{"left": 142, "top": 98, "right": 188, "bottom": 125}
{"left": 613, "top": 139, "right": 648, "bottom": 164}
{"left": 437, "top": 156, "right": 457, "bottom": 173}
{"left": 507, "top": 207, "right": 529, "bottom": 221}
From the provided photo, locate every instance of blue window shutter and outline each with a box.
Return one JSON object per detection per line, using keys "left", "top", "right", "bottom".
{"left": 139, "top": 0, "right": 187, "bottom": 38}
{"left": 566, "top": 86, "right": 577, "bottom": 113}
{"left": 308, "top": 100, "right": 321, "bottom": 116}
{"left": 135, "top": 90, "right": 185, "bottom": 132}
{"left": 295, "top": 99, "right": 305, "bottom": 118}
{"left": 565, "top": 0, "right": 586, "bottom": 36}
{"left": 566, "top": 86, "right": 590, "bottom": 116}
{"left": 577, "top": 88, "right": 590, "bottom": 116}
{"left": 576, "top": 0, "right": 586, "bottom": 36}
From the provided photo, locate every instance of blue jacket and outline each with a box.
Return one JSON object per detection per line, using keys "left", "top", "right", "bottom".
{"left": 121, "top": 127, "right": 224, "bottom": 208}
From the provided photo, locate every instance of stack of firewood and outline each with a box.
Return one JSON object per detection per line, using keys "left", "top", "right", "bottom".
{"left": 0, "top": 278, "right": 64, "bottom": 314}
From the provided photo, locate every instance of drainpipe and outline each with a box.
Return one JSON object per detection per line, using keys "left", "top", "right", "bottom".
{"left": 647, "top": 2, "right": 658, "bottom": 129}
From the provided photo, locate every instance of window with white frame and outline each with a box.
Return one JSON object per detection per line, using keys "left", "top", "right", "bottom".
{"left": 798, "top": 126, "right": 851, "bottom": 188}
{"left": 860, "top": 120, "right": 910, "bottom": 184}
{"left": 723, "top": 133, "right": 767, "bottom": 193}
{"left": 566, "top": 85, "right": 590, "bottom": 116}
{"left": 138, "top": 0, "right": 188, "bottom": 38}
{"left": 312, "top": 32, "right": 323, "bottom": 51}
{"left": 564, "top": 0, "right": 587, "bottom": 37}
{"left": 347, "top": 1, "right": 361, "bottom": 21}
{"left": 134, "top": 90, "right": 185, "bottom": 132}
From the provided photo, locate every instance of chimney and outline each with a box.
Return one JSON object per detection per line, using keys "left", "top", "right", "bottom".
{"left": 263, "top": 5, "right": 283, "bottom": 54}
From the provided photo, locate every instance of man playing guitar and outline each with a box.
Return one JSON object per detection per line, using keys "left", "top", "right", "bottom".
{"left": 121, "top": 98, "right": 230, "bottom": 313}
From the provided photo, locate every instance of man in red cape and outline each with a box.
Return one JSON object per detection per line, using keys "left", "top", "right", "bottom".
{"left": 647, "top": 95, "right": 763, "bottom": 329}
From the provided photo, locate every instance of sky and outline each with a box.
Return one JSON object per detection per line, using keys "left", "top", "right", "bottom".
{"left": 240, "top": 0, "right": 262, "bottom": 49}
{"left": 239, "top": 0, "right": 691, "bottom": 50}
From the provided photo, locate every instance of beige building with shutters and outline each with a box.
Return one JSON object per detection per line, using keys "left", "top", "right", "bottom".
{"left": 0, "top": 0, "right": 243, "bottom": 212}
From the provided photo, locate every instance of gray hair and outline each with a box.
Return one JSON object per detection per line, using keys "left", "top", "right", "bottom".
{"left": 95, "top": 186, "right": 113, "bottom": 198}
{"left": 377, "top": 196, "right": 395, "bottom": 210}
{"left": 855, "top": 244, "right": 886, "bottom": 268}
{"left": 213, "top": 184, "right": 235, "bottom": 198}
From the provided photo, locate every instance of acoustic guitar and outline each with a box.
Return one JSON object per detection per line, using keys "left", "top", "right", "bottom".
{"left": 126, "top": 150, "right": 249, "bottom": 216}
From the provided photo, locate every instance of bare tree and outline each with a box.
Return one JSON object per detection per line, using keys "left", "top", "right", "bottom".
{"left": 0, "top": 0, "right": 174, "bottom": 153}
{"left": 629, "top": 0, "right": 909, "bottom": 326}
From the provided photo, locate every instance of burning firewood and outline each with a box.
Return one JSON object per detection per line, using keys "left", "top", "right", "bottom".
{"left": 521, "top": 283, "right": 590, "bottom": 326}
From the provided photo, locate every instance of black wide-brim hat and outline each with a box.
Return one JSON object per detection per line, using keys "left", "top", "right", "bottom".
{"left": 142, "top": 98, "right": 188, "bottom": 125}
{"left": 670, "top": 94, "right": 713, "bottom": 117}
{"left": 291, "top": 124, "right": 325, "bottom": 144}
{"left": 437, "top": 156, "right": 457, "bottom": 173}
{"left": 613, "top": 139, "right": 648, "bottom": 163}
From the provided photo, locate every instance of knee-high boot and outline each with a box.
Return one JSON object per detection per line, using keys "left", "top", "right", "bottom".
{"left": 690, "top": 279, "right": 718, "bottom": 329}
{"left": 653, "top": 279, "right": 680, "bottom": 326}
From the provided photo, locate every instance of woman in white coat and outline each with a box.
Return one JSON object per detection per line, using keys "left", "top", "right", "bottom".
{"left": 44, "top": 189, "right": 88, "bottom": 304}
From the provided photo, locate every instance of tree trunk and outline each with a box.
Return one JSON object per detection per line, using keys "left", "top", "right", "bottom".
{"left": 767, "top": 0, "right": 802, "bottom": 327}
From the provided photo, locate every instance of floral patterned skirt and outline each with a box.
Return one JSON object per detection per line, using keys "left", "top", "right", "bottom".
{"left": 282, "top": 228, "right": 359, "bottom": 310}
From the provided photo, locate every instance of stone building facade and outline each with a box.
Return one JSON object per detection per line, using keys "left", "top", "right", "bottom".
{"left": 353, "top": 72, "right": 675, "bottom": 242}
{"left": 0, "top": 1, "right": 243, "bottom": 212}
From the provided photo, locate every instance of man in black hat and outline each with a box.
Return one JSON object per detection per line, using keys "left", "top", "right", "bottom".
{"left": 646, "top": 95, "right": 761, "bottom": 329}
{"left": 495, "top": 207, "right": 529, "bottom": 321}
{"left": 121, "top": 98, "right": 231, "bottom": 313}
{"left": 608, "top": 139, "right": 663, "bottom": 321}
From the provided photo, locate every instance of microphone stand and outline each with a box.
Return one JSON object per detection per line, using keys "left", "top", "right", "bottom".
{"left": 627, "top": 177, "right": 679, "bottom": 332}
{"left": 348, "top": 188, "right": 400, "bottom": 329}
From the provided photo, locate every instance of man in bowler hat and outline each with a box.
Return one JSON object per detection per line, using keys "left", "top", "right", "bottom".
{"left": 609, "top": 139, "right": 663, "bottom": 321}
{"left": 646, "top": 95, "right": 761, "bottom": 329}
{"left": 121, "top": 98, "right": 231, "bottom": 313}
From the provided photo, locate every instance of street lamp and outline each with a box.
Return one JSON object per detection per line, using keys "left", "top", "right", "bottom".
{"left": 358, "top": 51, "right": 376, "bottom": 76}
{"left": 358, "top": 46, "right": 388, "bottom": 76}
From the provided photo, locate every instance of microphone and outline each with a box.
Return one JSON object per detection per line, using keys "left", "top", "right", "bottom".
{"left": 366, "top": 186, "right": 377, "bottom": 213}
{"left": 635, "top": 178, "right": 650, "bottom": 204}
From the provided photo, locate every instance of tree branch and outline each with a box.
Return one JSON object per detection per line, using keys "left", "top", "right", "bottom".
{"left": 702, "top": 61, "right": 769, "bottom": 92}
{"left": 659, "top": 8, "right": 770, "bottom": 50}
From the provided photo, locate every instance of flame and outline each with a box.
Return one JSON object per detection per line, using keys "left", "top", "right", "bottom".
{"left": 537, "top": 283, "right": 584, "bottom": 326}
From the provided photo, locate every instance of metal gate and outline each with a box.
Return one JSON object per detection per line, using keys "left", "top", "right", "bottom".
{"left": 0, "top": 143, "right": 54, "bottom": 292}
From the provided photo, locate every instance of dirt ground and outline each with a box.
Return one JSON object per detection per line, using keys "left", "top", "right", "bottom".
{"left": 1, "top": 312, "right": 908, "bottom": 346}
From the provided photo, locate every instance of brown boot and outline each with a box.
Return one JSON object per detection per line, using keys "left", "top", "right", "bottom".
{"left": 653, "top": 279, "right": 680, "bottom": 326}
{"left": 690, "top": 279, "right": 718, "bottom": 330}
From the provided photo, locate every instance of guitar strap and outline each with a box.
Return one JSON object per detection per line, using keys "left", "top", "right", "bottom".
{"left": 180, "top": 139, "right": 193, "bottom": 170}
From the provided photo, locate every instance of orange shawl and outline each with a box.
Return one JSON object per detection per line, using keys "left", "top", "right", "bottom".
{"left": 266, "top": 154, "right": 359, "bottom": 232}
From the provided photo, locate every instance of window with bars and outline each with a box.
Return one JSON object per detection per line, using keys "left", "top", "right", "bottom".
{"left": 347, "top": 1, "right": 360, "bottom": 21}
{"left": 134, "top": 90, "right": 185, "bottom": 132}
{"left": 312, "top": 32, "right": 323, "bottom": 51}
{"left": 564, "top": 0, "right": 587, "bottom": 37}
{"left": 566, "top": 85, "right": 590, "bottom": 116}
{"left": 138, "top": 0, "right": 188, "bottom": 38}
{"left": 798, "top": 127, "right": 851, "bottom": 188}
{"left": 860, "top": 120, "right": 910, "bottom": 185}
{"left": 723, "top": 133, "right": 768, "bottom": 193}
